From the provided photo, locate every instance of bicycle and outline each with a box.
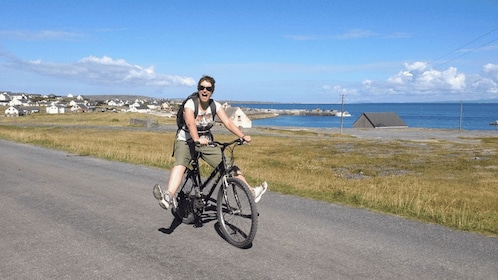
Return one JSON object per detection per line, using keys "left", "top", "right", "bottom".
{"left": 170, "top": 138, "right": 258, "bottom": 248}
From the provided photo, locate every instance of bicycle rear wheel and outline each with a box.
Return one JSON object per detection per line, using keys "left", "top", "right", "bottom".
{"left": 217, "top": 177, "right": 258, "bottom": 248}
{"left": 171, "top": 178, "right": 196, "bottom": 224}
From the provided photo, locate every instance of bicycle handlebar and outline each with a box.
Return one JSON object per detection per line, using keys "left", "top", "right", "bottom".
{"left": 210, "top": 138, "right": 246, "bottom": 147}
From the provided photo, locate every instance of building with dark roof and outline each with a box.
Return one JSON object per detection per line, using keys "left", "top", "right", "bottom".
{"left": 353, "top": 112, "right": 407, "bottom": 128}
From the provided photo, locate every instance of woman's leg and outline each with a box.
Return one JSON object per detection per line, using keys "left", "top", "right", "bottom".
{"left": 153, "top": 140, "right": 192, "bottom": 209}
{"left": 200, "top": 146, "right": 268, "bottom": 202}
{"left": 167, "top": 164, "right": 186, "bottom": 196}
{"left": 231, "top": 166, "right": 268, "bottom": 203}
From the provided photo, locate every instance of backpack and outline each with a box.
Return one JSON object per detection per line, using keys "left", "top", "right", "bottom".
{"left": 176, "top": 92, "right": 216, "bottom": 131}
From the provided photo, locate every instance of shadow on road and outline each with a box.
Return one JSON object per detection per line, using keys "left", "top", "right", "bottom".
{"left": 157, "top": 218, "right": 182, "bottom": 235}
{"left": 157, "top": 210, "right": 218, "bottom": 234}
{"left": 156, "top": 204, "right": 253, "bottom": 249}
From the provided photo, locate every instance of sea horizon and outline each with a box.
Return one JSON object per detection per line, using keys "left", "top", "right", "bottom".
{"left": 233, "top": 102, "right": 498, "bottom": 131}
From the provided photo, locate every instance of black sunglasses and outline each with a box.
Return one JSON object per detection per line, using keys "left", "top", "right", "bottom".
{"left": 198, "top": 85, "right": 213, "bottom": 92}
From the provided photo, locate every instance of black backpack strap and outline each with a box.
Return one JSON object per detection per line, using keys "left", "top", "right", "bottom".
{"left": 209, "top": 99, "right": 216, "bottom": 118}
{"left": 191, "top": 94, "right": 199, "bottom": 119}
{"left": 172, "top": 97, "right": 216, "bottom": 157}
{"left": 192, "top": 96, "right": 215, "bottom": 120}
{"left": 180, "top": 94, "right": 199, "bottom": 132}
{"left": 173, "top": 93, "right": 200, "bottom": 157}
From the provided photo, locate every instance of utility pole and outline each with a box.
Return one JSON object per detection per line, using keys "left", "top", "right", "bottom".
{"left": 340, "top": 94, "right": 344, "bottom": 134}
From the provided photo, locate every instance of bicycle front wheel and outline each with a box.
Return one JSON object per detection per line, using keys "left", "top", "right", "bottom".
{"left": 217, "top": 177, "right": 258, "bottom": 248}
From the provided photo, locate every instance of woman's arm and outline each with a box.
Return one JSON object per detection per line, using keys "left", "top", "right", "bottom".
{"left": 184, "top": 107, "right": 205, "bottom": 144}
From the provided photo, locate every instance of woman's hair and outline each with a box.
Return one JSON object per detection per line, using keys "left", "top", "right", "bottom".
{"left": 197, "top": 75, "right": 216, "bottom": 92}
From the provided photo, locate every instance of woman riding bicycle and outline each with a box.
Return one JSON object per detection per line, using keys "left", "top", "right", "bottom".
{"left": 153, "top": 75, "right": 267, "bottom": 210}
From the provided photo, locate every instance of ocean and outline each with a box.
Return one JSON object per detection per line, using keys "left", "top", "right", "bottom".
{"left": 233, "top": 103, "right": 498, "bottom": 131}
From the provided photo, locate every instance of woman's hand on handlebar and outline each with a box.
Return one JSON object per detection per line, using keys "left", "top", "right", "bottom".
{"left": 195, "top": 136, "right": 210, "bottom": 146}
{"left": 241, "top": 135, "right": 251, "bottom": 143}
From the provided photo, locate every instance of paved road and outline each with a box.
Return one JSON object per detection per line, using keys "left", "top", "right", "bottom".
{"left": 1, "top": 139, "right": 497, "bottom": 279}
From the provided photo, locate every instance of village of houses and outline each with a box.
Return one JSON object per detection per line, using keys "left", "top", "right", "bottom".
{"left": 0, "top": 91, "right": 255, "bottom": 128}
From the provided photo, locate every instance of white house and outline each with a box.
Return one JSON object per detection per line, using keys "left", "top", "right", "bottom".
{"left": 224, "top": 107, "right": 252, "bottom": 128}
{"left": 129, "top": 104, "right": 150, "bottom": 113}
{"left": 11, "top": 94, "right": 28, "bottom": 101}
{"left": 0, "top": 92, "right": 11, "bottom": 101}
{"left": 4, "top": 106, "right": 24, "bottom": 117}
{"left": 130, "top": 101, "right": 142, "bottom": 108}
{"left": 24, "top": 107, "right": 40, "bottom": 114}
{"left": 71, "top": 103, "right": 88, "bottom": 112}
{"left": 161, "top": 102, "right": 171, "bottom": 110}
{"left": 147, "top": 104, "right": 160, "bottom": 110}
{"left": 9, "top": 99, "right": 23, "bottom": 106}
{"left": 21, "top": 99, "right": 34, "bottom": 107}
{"left": 108, "top": 100, "right": 124, "bottom": 107}
{"left": 0, "top": 93, "right": 10, "bottom": 106}
{"left": 46, "top": 104, "right": 66, "bottom": 114}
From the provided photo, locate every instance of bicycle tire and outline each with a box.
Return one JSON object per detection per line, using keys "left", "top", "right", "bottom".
{"left": 217, "top": 177, "right": 258, "bottom": 248}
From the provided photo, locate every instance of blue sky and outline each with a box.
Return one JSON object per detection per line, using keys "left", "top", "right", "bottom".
{"left": 1, "top": 0, "right": 497, "bottom": 103}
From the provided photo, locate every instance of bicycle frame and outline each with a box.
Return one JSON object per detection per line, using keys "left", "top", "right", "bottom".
{"left": 172, "top": 138, "right": 259, "bottom": 248}
{"left": 176, "top": 140, "right": 240, "bottom": 224}
{"left": 186, "top": 155, "right": 225, "bottom": 202}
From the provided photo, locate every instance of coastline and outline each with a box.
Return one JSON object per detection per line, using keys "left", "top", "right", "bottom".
{"left": 236, "top": 102, "right": 498, "bottom": 131}
{"left": 243, "top": 107, "right": 342, "bottom": 117}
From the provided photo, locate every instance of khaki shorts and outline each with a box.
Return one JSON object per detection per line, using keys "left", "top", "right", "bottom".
{"left": 173, "top": 140, "right": 222, "bottom": 168}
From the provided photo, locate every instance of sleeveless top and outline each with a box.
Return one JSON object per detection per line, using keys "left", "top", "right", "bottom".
{"left": 177, "top": 99, "right": 222, "bottom": 142}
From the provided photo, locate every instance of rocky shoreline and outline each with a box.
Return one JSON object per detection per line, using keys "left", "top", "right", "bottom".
{"left": 242, "top": 107, "right": 344, "bottom": 120}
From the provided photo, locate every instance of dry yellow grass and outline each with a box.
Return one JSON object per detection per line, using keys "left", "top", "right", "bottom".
{"left": 1, "top": 112, "right": 497, "bottom": 236}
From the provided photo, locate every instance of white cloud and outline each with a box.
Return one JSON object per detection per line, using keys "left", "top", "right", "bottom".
{"left": 332, "top": 85, "right": 359, "bottom": 96}
{"left": 321, "top": 61, "right": 498, "bottom": 102}
{"left": 467, "top": 63, "right": 498, "bottom": 94}
{"left": 387, "top": 70, "right": 413, "bottom": 85}
{"left": 284, "top": 35, "right": 317, "bottom": 41}
{"left": 285, "top": 29, "right": 410, "bottom": 41}
{"left": 385, "top": 62, "right": 467, "bottom": 92}
{"left": 442, "top": 67, "right": 466, "bottom": 90}
{"left": 334, "top": 29, "right": 378, "bottom": 40}
{"left": 318, "top": 62, "right": 477, "bottom": 102}
{"left": 0, "top": 29, "right": 82, "bottom": 40}
{"left": 483, "top": 63, "right": 498, "bottom": 80}
{"left": 5, "top": 55, "right": 196, "bottom": 88}
{"left": 405, "top": 61, "right": 428, "bottom": 71}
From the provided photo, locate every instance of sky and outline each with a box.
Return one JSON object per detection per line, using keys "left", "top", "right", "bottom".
{"left": 1, "top": 0, "right": 498, "bottom": 104}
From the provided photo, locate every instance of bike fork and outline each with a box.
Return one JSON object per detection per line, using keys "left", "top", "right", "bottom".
{"left": 222, "top": 176, "right": 242, "bottom": 215}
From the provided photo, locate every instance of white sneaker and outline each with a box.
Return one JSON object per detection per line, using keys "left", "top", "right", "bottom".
{"left": 152, "top": 184, "right": 171, "bottom": 210}
{"left": 253, "top": 181, "right": 268, "bottom": 203}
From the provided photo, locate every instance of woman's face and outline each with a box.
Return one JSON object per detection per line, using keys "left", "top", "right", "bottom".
{"left": 198, "top": 80, "right": 213, "bottom": 103}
